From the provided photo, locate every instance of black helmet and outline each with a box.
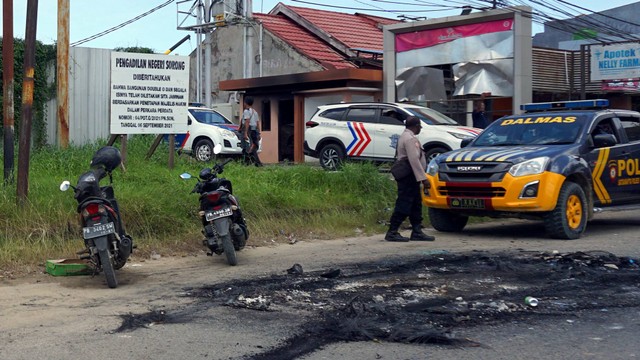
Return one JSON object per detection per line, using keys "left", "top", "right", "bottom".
{"left": 90, "top": 146, "right": 122, "bottom": 172}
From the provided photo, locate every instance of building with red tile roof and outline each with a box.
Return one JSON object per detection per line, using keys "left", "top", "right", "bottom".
{"left": 252, "top": 3, "right": 399, "bottom": 70}
{"left": 270, "top": 4, "right": 392, "bottom": 55}
{"left": 252, "top": 12, "right": 356, "bottom": 70}
{"left": 193, "top": 3, "right": 398, "bottom": 164}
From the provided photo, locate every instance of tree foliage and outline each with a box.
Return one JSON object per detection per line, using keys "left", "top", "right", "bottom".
{"left": 0, "top": 38, "right": 57, "bottom": 148}
{"left": 113, "top": 46, "right": 155, "bottom": 54}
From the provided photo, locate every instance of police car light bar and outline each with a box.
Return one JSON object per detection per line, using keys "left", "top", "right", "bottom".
{"left": 520, "top": 99, "right": 609, "bottom": 112}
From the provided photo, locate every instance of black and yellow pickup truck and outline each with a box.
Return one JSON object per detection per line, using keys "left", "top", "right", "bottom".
{"left": 422, "top": 99, "right": 640, "bottom": 239}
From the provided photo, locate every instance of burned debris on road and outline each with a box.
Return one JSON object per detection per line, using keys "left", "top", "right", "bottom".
{"left": 135, "top": 250, "right": 640, "bottom": 359}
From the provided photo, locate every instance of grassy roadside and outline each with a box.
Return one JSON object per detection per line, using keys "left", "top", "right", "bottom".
{"left": 0, "top": 135, "right": 407, "bottom": 272}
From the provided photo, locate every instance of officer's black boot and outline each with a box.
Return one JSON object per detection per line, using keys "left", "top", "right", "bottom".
{"left": 385, "top": 214, "right": 409, "bottom": 242}
{"left": 410, "top": 224, "right": 435, "bottom": 241}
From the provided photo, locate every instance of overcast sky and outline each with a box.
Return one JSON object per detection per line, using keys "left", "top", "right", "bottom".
{"left": 1, "top": 0, "right": 638, "bottom": 54}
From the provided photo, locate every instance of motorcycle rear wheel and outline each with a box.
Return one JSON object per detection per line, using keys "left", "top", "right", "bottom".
{"left": 221, "top": 234, "right": 237, "bottom": 266}
{"left": 99, "top": 249, "right": 118, "bottom": 288}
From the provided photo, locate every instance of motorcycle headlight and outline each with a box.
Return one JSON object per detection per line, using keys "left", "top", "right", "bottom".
{"left": 447, "top": 131, "right": 475, "bottom": 140}
{"left": 508, "top": 157, "right": 549, "bottom": 177}
{"left": 426, "top": 159, "right": 439, "bottom": 176}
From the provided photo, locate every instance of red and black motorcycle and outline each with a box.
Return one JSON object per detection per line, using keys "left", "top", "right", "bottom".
{"left": 181, "top": 151, "right": 248, "bottom": 266}
{"left": 60, "top": 146, "right": 133, "bottom": 288}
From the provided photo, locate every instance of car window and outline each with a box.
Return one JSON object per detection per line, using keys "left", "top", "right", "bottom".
{"left": 405, "top": 107, "right": 459, "bottom": 125}
{"left": 319, "top": 108, "right": 346, "bottom": 121}
{"left": 345, "top": 108, "right": 377, "bottom": 123}
{"left": 474, "top": 113, "right": 587, "bottom": 146}
{"left": 591, "top": 118, "right": 619, "bottom": 143}
{"left": 619, "top": 116, "right": 640, "bottom": 142}
{"left": 380, "top": 108, "right": 406, "bottom": 126}
{"left": 190, "top": 109, "right": 231, "bottom": 125}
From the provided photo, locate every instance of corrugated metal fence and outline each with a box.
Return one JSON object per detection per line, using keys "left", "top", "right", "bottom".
{"left": 46, "top": 47, "right": 111, "bottom": 146}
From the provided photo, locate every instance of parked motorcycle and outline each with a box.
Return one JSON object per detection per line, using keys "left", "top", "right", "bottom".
{"left": 60, "top": 146, "right": 133, "bottom": 288}
{"left": 181, "top": 145, "right": 248, "bottom": 266}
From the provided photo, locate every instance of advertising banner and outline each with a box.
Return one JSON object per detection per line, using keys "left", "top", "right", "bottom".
{"left": 590, "top": 43, "right": 640, "bottom": 81}
{"left": 601, "top": 78, "right": 640, "bottom": 91}
{"left": 395, "top": 19, "right": 514, "bottom": 69}
{"left": 110, "top": 52, "right": 190, "bottom": 134}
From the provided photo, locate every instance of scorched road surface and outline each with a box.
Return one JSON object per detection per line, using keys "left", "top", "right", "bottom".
{"left": 1, "top": 210, "right": 639, "bottom": 360}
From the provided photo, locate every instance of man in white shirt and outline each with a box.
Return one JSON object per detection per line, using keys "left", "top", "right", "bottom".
{"left": 242, "top": 97, "right": 263, "bottom": 167}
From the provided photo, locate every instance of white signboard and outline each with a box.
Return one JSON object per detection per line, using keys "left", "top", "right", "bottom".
{"left": 590, "top": 43, "right": 640, "bottom": 81}
{"left": 110, "top": 52, "right": 190, "bottom": 134}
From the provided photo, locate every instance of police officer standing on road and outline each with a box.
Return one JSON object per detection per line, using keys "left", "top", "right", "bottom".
{"left": 385, "top": 116, "right": 436, "bottom": 242}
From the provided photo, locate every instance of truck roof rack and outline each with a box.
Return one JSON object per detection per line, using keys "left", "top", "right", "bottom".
{"left": 521, "top": 99, "right": 609, "bottom": 113}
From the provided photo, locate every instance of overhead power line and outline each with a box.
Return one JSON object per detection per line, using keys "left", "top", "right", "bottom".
{"left": 290, "top": 0, "right": 460, "bottom": 13}
{"left": 71, "top": 0, "right": 175, "bottom": 47}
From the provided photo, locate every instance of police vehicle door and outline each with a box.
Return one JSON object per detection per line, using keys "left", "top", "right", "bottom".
{"left": 586, "top": 117, "right": 629, "bottom": 205}
{"left": 615, "top": 114, "right": 640, "bottom": 202}
{"left": 343, "top": 106, "right": 377, "bottom": 159}
{"left": 376, "top": 106, "right": 407, "bottom": 159}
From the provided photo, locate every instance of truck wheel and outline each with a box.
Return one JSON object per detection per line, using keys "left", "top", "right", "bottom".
{"left": 544, "top": 181, "right": 587, "bottom": 239}
{"left": 424, "top": 147, "right": 447, "bottom": 163}
{"left": 319, "top": 144, "right": 344, "bottom": 171}
{"left": 428, "top": 207, "right": 468, "bottom": 232}
{"left": 194, "top": 139, "right": 214, "bottom": 162}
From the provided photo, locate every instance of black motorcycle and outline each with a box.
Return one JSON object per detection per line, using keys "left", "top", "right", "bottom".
{"left": 60, "top": 146, "right": 133, "bottom": 288}
{"left": 181, "top": 155, "right": 248, "bottom": 266}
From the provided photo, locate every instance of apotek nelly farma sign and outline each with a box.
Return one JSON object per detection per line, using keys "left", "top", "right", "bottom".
{"left": 590, "top": 43, "right": 640, "bottom": 81}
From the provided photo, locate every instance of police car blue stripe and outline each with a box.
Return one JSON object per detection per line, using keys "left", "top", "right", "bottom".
{"left": 346, "top": 122, "right": 358, "bottom": 153}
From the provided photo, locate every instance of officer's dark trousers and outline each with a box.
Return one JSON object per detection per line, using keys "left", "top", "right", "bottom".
{"left": 389, "top": 174, "right": 422, "bottom": 231}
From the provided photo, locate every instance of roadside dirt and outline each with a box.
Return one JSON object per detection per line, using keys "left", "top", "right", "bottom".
{"left": 1, "top": 212, "right": 639, "bottom": 360}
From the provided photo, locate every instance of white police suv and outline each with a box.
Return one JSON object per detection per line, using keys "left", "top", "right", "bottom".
{"left": 304, "top": 102, "right": 482, "bottom": 170}
{"left": 176, "top": 104, "right": 244, "bottom": 162}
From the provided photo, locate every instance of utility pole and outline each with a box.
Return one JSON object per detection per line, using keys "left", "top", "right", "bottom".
{"left": 3, "top": 0, "right": 15, "bottom": 184}
{"left": 57, "top": 0, "right": 70, "bottom": 148}
{"left": 196, "top": 1, "right": 203, "bottom": 103}
{"left": 244, "top": 0, "right": 254, "bottom": 79}
{"left": 17, "top": 0, "right": 38, "bottom": 204}
{"left": 204, "top": 0, "right": 212, "bottom": 107}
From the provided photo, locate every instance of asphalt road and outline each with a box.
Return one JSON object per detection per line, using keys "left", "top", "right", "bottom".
{"left": 1, "top": 210, "right": 639, "bottom": 360}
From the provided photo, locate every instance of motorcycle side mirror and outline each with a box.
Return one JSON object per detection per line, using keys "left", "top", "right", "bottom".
{"left": 213, "top": 143, "right": 222, "bottom": 154}
{"left": 59, "top": 180, "right": 71, "bottom": 192}
{"left": 179, "top": 173, "right": 192, "bottom": 180}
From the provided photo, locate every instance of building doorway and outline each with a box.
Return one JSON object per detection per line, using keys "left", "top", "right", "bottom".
{"left": 278, "top": 99, "right": 295, "bottom": 161}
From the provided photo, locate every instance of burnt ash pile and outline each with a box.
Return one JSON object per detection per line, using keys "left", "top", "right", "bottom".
{"left": 190, "top": 250, "right": 640, "bottom": 359}
{"left": 123, "top": 250, "right": 640, "bottom": 359}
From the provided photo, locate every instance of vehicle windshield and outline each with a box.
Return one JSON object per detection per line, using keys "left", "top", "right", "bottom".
{"left": 473, "top": 114, "right": 587, "bottom": 146}
{"left": 190, "top": 109, "right": 232, "bottom": 125}
{"left": 405, "top": 106, "right": 459, "bottom": 126}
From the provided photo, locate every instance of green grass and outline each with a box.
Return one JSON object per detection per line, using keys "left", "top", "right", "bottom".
{"left": 0, "top": 135, "right": 405, "bottom": 270}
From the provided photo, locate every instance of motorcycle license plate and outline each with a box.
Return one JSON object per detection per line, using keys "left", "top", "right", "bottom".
{"left": 83, "top": 222, "right": 115, "bottom": 239}
{"left": 205, "top": 207, "right": 233, "bottom": 221}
